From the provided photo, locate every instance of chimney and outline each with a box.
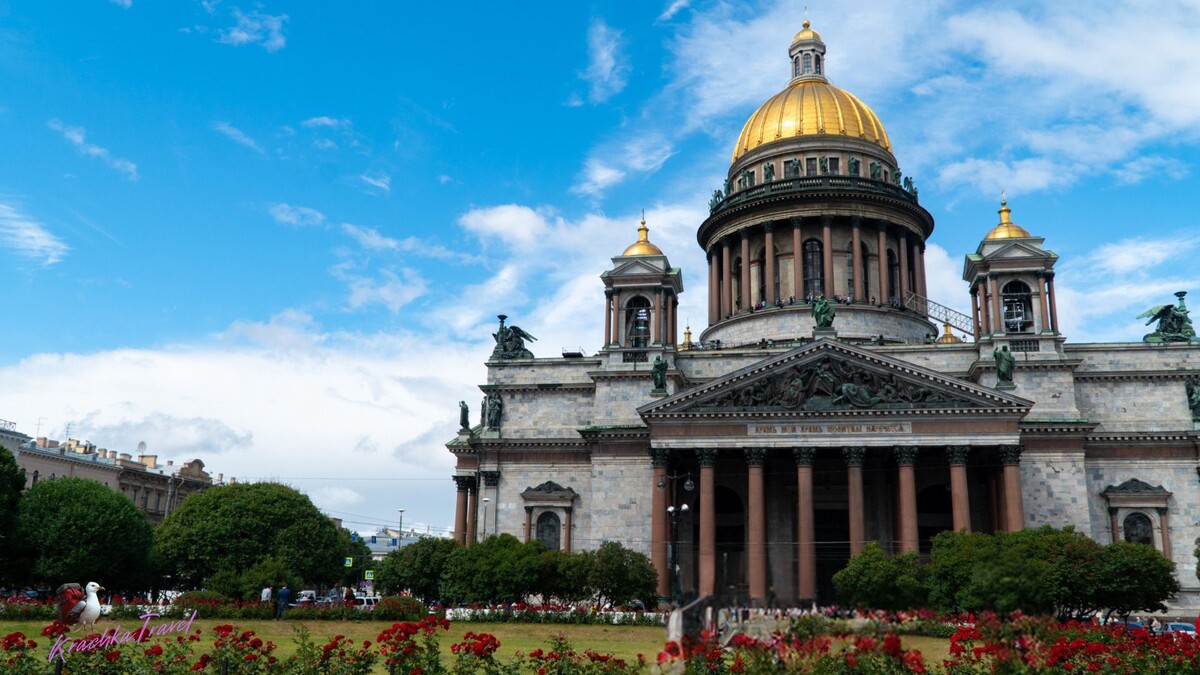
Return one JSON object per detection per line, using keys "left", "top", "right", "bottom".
{"left": 119, "top": 453, "right": 132, "bottom": 461}
{"left": 36, "top": 436, "right": 48, "bottom": 448}
{"left": 166, "top": 460, "right": 173, "bottom": 467}
{"left": 139, "top": 454, "right": 158, "bottom": 469}
{"left": 217, "top": 473, "right": 224, "bottom": 483}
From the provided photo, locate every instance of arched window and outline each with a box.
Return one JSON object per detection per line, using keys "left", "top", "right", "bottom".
{"left": 814, "top": 54, "right": 822, "bottom": 74}
{"left": 793, "top": 56, "right": 800, "bottom": 77}
{"left": 887, "top": 249, "right": 899, "bottom": 303}
{"left": 49, "top": 472, "right": 55, "bottom": 480}
{"left": 802, "top": 53, "right": 812, "bottom": 74}
{"left": 845, "top": 244, "right": 855, "bottom": 301}
{"left": 803, "top": 239, "right": 823, "bottom": 299}
{"left": 625, "top": 296, "right": 652, "bottom": 348}
{"left": 1123, "top": 512, "right": 1153, "bottom": 546}
{"left": 31, "top": 470, "right": 39, "bottom": 484}
{"left": 536, "top": 511, "right": 562, "bottom": 551}
{"left": 1001, "top": 280, "right": 1033, "bottom": 333}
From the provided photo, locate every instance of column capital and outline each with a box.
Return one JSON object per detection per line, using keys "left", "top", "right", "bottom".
{"left": 873, "top": 218, "right": 889, "bottom": 232}
{"left": 524, "top": 505, "right": 533, "bottom": 514}
{"left": 453, "top": 475, "right": 476, "bottom": 491}
{"left": 821, "top": 214, "right": 834, "bottom": 227}
{"left": 762, "top": 221, "right": 775, "bottom": 234}
{"left": 850, "top": 214, "right": 863, "bottom": 227}
{"left": 741, "top": 229, "right": 751, "bottom": 241}
{"left": 987, "top": 271, "right": 1001, "bottom": 279}
{"left": 999, "top": 445, "right": 1023, "bottom": 466}
{"left": 696, "top": 448, "right": 719, "bottom": 467}
{"left": 790, "top": 216, "right": 803, "bottom": 228}
{"left": 946, "top": 445, "right": 971, "bottom": 466}
{"left": 843, "top": 446, "right": 867, "bottom": 467}
{"left": 744, "top": 447, "right": 767, "bottom": 467}
{"left": 1157, "top": 507, "right": 1169, "bottom": 517}
{"left": 650, "top": 448, "right": 672, "bottom": 467}
{"left": 793, "top": 447, "right": 817, "bottom": 466}
{"left": 1108, "top": 506, "right": 1120, "bottom": 516}
{"left": 480, "top": 470, "right": 501, "bottom": 487}
{"left": 893, "top": 446, "right": 918, "bottom": 466}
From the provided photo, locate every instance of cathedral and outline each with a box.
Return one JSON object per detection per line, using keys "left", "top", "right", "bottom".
{"left": 446, "top": 23, "right": 1200, "bottom": 610}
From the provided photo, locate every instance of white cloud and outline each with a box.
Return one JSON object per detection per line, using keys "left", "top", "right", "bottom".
{"left": 438, "top": 174, "right": 452, "bottom": 185}
{"left": 218, "top": 9, "right": 287, "bottom": 52}
{"left": 269, "top": 203, "right": 325, "bottom": 227}
{"left": 313, "top": 138, "right": 338, "bottom": 150}
{"left": 301, "top": 116, "right": 349, "bottom": 129}
{"left": 47, "top": 119, "right": 139, "bottom": 181}
{"left": 345, "top": 268, "right": 428, "bottom": 313}
{"left": 1111, "top": 156, "right": 1187, "bottom": 185}
{"left": 658, "top": 0, "right": 690, "bottom": 21}
{"left": 223, "top": 309, "right": 324, "bottom": 351}
{"left": 581, "top": 19, "right": 630, "bottom": 104}
{"left": 341, "top": 223, "right": 399, "bottom": 251}
{"left": 110, "top": 0, "right": 132, "bottom": 8}
{"left": 572, "top": 159, "right": 625, "bottom": 196}
{"left": 459, "top": 204, "right": 551, "bottom": 249}
{"left": 0, "top": 201, "right": 69, "bottom": 265}
{"left": 212, "top": 121, "right": 264, "bottom": 153}
{"left": 936, "top": 158, "right": 1066, "bottom": 197}
{"left": 359, "top": 172, "right": 391, "bottom": 193}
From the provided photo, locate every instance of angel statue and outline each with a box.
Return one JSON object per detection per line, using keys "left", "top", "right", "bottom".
{"left": 1138, "top": 292, "right": 1197, "bottom": 343}
{"left": 491, "top": 314, "right": 537, "bottom": 359}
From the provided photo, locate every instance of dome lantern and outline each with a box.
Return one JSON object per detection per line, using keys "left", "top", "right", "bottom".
{"left": 789, "top": 20, "right": 827, "bottom": 83}
{"left": 984, "top": 197, "right": 1031, "bottom": 240}
{"left": 622, "top": 214, "right": 664, "bottom": 256}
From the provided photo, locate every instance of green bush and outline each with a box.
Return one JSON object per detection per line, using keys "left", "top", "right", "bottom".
{"left": 374, "top": 595, "right": 427, "bottom": 621}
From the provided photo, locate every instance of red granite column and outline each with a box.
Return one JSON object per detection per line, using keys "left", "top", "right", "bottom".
{"left": 652, "top": 289, "right": 662, "bottom": 345}
{"left": 764, "top": 224, "right": 776, "bottom": 305}
{"left": 698, "top": 448, "right": 718, "bottom": 597}
{"left": 651, "top": 451, "right": 670, "bottom": 600}
{"left": 454, "top": 476, "right": 470, "bottom": 546}
{"left": 970, "top": 290, "right": 981, "bottom": 341}
{"left": 1047, "top": 274, "right": 1060, "bottom": 334}
{"left": 740, "top": 232, "right": 751, "bottom": 311}
{"left": 844, "top": 447, "right": 867, "bottom": 555}
{"left": 1036, "top": 273, "right": 1051, "bottom": 334}
{"left": 746, "top": 448, "right": 767, "bottom": 604}
{"left": 708, "top": 253, "right": 718, "bottom": 324}
{"left": 894, "top": 446, "right": 919, "bottom": 553}
{"left": 1000, "top": 445, "right": 1025, "bottom": 532}
{"left": 524, "top": 506, "right": 532, "bottom": 543}
{"left": 876, "top": 224, "right": 888, "bottom": 303}
{"left": 947, "top": 446, "right": 971, "bottom": 532}
{"left": 466, "top": 483, "right": 478, "bottom": 546}
{"left": 898, "top": 233, "right": 910, "bottom": 301}
{"left": 611, "top": 291, "right": 622, "bottom": 345}
{"left": 792, "top": 218, "right": 803, "bottom": 300}
{"left": 794, "top": 447, "right": 817, "bottom": 601}
{"left": 979, "top": 280, "right": 991, "bottom": 335}
{"left": 604, "top": 291, "right": 613, "bottom": 347}
{"left": 989, "top": 274, "right": 1003, "bottom": 334}
{"left": 851, "top": 217, "right": 864, "bottom": 302}
{"left": 564, "top": 508, "right": 573, "bottom": 553}
{"left": 722, "top": 241, "right": 732, "bottom": 317}
{"left": 914, "top": 242, "right": 927, "bottom": 299}
{"left": 1108, "top": 508, "right": 1120, "bottom": 544}
{"left": 821, "top": 216, "right": 834, "bottom": 299}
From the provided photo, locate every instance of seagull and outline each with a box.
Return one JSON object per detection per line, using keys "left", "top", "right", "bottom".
{"left": 57, "top": 581, "right": 104, "bottom": 631}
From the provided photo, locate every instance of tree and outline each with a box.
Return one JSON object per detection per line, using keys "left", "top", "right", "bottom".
{"left": 375, "top": 536, "right": 458, "bottom": 601}
{"left": 438, "top": 534, "right": 545, "bottom": 604}
{"left": 586, "top": 541, "right": 658, "bottom": 607}
{"left": 154, "top": 482, "right": 342, "bottom": 590}
{"left": 338, "top": 528, "right": 372, "bottom": 588}
{"left": 0, "top": 447, "right": 26, "bottom": 585}
{"left": 1096, "top": 541, "right": 1178, "bottom": 619}
{"left": 927, "top": 530, "right": 998, "bottom": 612}
{"left": 15, "top": 477, "right": 154, "bottom": 591}
{"left": 833, "top": 542, "right": 928, "bottom": 610}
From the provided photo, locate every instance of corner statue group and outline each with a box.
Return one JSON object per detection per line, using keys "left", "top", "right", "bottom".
{"left": 1138, "top": 292, "right": 1197, "bottom": 343}
{"left": 491, "top": 314, "right": 537, "bottom": 359}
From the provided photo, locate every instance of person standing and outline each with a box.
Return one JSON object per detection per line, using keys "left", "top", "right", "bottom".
{"left": 276, "top": 584, "right": 291, "bottom": 620}
{"left": 260, "top": 584, "right": 272, "bottom": 604}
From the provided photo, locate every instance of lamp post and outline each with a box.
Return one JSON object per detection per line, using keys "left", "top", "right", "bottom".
{"left": 398, "top": 508, "right": 405, "bottom": 545}
{"left": 481, "top": 497, "right": 490, "bottom": 542}
{"left": 667, "top": 503, "right": 690, "bottom": 605}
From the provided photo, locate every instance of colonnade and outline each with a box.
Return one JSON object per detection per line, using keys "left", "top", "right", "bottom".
{"left": 603, "top": 288, "right": 680, "bottom": 348}
{"left": 706, "top": 217, "right": 929, "bottom": 324}
{"left": 651, "top": 444, "right": 1025, "bottom": 603}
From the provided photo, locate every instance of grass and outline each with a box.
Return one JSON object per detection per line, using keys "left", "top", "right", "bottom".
{"left": 0, "top": 617, "right": 952, "bottom": 672}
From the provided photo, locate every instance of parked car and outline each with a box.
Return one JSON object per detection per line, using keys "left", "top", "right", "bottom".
{"left": 1165, "top": 622, "right": 1196, "bottom": 636}
{"left": 352, "top": 595, "right": 381, "bottom": 611}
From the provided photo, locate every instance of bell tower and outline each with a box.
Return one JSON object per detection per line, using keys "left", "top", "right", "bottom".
{"left": 600, "top": 217, "right": 683, "bottom": 352}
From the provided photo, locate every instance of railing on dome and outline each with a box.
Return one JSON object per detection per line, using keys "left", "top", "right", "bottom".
{"left": 905, "top": 291, "right": 974, "bottom": 337}
{"left": 710, "top": 176, "right": 918, "bottom": 215}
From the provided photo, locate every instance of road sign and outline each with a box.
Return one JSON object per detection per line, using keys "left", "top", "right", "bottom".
{"left": 364, "top": 570, "right": 375, "bottom": 580}
{"left": 344, "top": 557, "right": 353, "bottom": 567}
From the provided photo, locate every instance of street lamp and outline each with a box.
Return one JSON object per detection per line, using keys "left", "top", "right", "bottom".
{"left": 667, "top": 503, "right": 690, "bottom": 605}
{"left": 481, "top": 497, "right": 490, "bottom": 541}
{"left": 398, "top": 508, "right": 405, "bottom": 544}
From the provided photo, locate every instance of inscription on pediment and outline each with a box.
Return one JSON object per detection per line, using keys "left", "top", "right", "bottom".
{"left": 701, "top": 357, "right": 970, "bottom": 412}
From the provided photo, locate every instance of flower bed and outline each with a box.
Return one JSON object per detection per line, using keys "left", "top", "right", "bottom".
{"left": 444, "top": 602, "right": 665, "bottom": 626}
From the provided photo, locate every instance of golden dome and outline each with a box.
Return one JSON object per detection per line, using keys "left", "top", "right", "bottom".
{"left": 622, "top": 218, "right": 663, "bottom": 256}
{"left": 984, "top": 199, "right": 1031, "bottom": 240}
{"left": 935, "top": 322, "right": 963, "bottom": 344}
{"left": 731, "top": 80, "right": 891, "bottom": 162}
{"left": 792, "top": 20, "right": 821, "bottom": 43}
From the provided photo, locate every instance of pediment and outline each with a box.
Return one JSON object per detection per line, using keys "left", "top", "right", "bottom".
{"left": 603, "top": 258, "right": 667, "bottom": 278}
{"left": 521, "top": 481, "right": 578, "bottom": 502}
{"left": 640, "top": 339, "right": 1032, "bottom": 417}
{"left": 1102, "top": 478, "right": 1171, "bottom": 497}
{"left": 981, "top": 240, "right": 1052, "bottom": 261}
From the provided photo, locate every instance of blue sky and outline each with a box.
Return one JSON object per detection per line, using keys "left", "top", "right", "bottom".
{"left": 2, "top": 0, "right": 1199, "bottom": 536}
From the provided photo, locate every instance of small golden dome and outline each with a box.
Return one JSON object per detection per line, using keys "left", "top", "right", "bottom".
{"left": 935, "top": 322, "right": 963, "bottom": 344}
{"left": 622, "top": 218, "right": 663, "bottom": 256}
{"left": 792, "top": 20, "right": 822, "bottom": 43}
{"left": 984, "top": 199, "right": 1031, "bottom": 240}
{"left": 731, "top": 80, "right": 891, "bottom": 162}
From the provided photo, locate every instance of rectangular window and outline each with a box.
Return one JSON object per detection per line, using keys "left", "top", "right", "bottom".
{"left": 806, "top": 158, "right": 817, "bottom": 176}
{"left": 747, "top": 170, "right": 756, "bottom": 187}
{"left": 786, "top": 159, "right": 800, "bottom": 178}
{"left": 828, "top": 158, "right": 840, "bottom": 175}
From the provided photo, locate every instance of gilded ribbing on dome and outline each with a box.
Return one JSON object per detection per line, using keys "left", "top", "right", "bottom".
{"left": 731, "top": 81, "right": 892, "bottom": 162}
